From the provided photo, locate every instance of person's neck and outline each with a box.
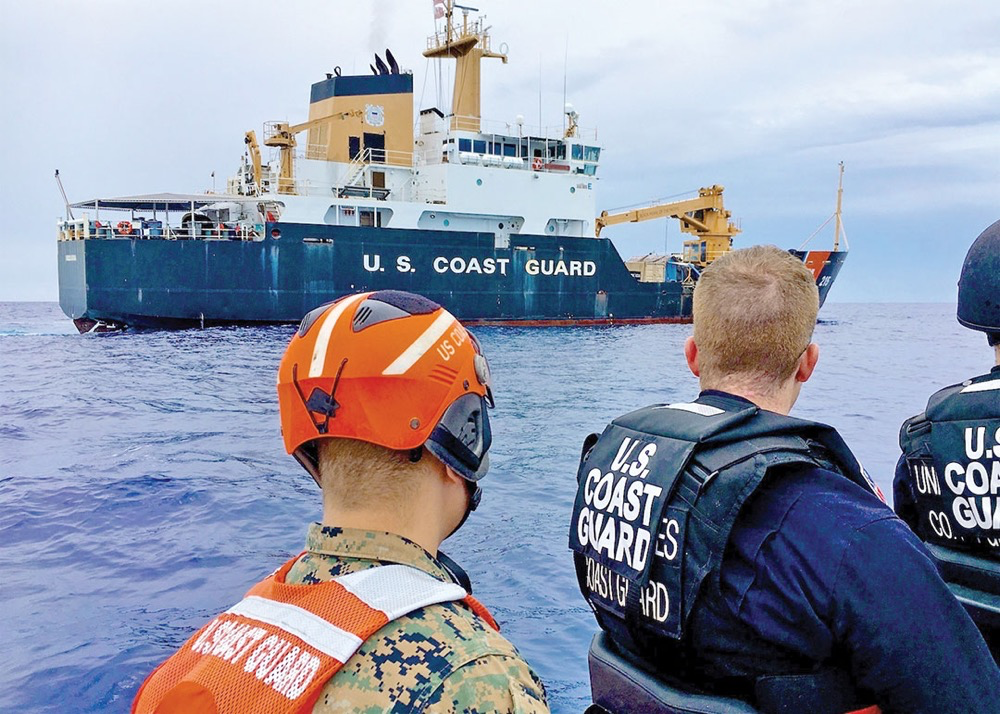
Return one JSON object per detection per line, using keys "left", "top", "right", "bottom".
{"left": 708, "top": 380, "right": 798, "bottom": 416}
{"left": 321, "top": 503, "right": 445, "bottom": 555}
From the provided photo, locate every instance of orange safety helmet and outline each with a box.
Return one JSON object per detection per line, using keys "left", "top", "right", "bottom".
{"left": 277, "top": 290, "right": 494, "bottom": 486}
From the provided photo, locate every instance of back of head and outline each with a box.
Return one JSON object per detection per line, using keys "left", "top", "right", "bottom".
{"left": 958, "top": 219, "right": 1000, "bottom": 347}
{"left": 693, "top": 245, "right": 819, "bottom": 391}
{"left": 316, "top": 437, "right": 419, "bottom": 510}
{"left": 276, "top": 290, "right": 494, "bottom": 503}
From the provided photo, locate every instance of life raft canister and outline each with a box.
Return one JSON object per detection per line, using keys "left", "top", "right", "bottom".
{"left": 131, "top": 559, "right": 498, "bottom": 714}
{"left": 899, "top": 372, "right": 1000, "bottom": 552}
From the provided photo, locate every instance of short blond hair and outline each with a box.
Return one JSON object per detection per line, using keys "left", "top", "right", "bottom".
{"left": 317, "top": 438, "right": 419, "bottom": 510}
{"left": 692, "top": 245, "right": 819, "bottom": 391}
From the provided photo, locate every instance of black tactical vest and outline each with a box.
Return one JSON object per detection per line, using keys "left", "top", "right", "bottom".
{"left": 569, "top": 393, "right": 881, "bottom": 654}
{"left": 898, "top": 371, "right": 1000, "bottom": 554}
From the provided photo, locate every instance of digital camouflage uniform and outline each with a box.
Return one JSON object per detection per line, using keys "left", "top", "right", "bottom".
{"left": 284, "top": 525, "right": 549, "bottom": 714}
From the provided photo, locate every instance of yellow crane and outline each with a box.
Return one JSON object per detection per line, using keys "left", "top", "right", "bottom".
{"left": 595, "top": 185, "right": 742, "bottom": 267}
{"left": 261, "top": 111, "right": 362, "bottom": 194}
{"left": 244, "top": 131, "right": 262, "bottom": 193}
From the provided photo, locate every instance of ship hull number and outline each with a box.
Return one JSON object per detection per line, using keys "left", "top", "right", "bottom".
{"left": 363, "top": 254, "right": 597, "bottom": 278}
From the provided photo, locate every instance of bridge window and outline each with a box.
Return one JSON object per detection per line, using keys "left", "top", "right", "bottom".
{"left": 571, "top": 144, "right": 583, "bottom": 160}
{"left": 503, "top": 143, "right": 516, "bottom": 157}
{"left": 459, "top": 138, "right": 472, "bottom": 152}
{"left": 474, "top": 139, "right": 486, "bottom": 153}
{"left": 585, "top": 146, "right": 601, "bottom": 161}
{"left": 582, "top": 164, "right": 597, "bottom": 176}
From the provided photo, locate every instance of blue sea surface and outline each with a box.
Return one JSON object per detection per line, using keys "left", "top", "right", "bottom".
{"left": 0, "top": 301, "right": 991, "bottom": 713}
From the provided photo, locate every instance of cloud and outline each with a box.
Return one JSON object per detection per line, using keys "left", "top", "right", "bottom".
{"left": 2, "top": 0, "right": 999, "bottom": 302}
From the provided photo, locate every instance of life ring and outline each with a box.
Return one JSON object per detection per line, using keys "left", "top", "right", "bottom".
{"left": 117, "top": 221, "right": 133, "bottom": 235}
{"left": 532, "top": 157, "right": 543, "bottom": 171}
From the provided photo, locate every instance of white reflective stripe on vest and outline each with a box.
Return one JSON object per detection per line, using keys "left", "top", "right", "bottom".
{"left": 226, "top": 596, "right": 363, "bottom": 662}
{"left": 335, "top": 564, "right": 467, "bottom": 620}
{"left": 961, "top": 378, "right": 1000, "bottom": 394}
{"left": 655, "top": 402, "right": 725, "bottom": 417}
{"left": 382, "top": 311, "right": 455, "bottom": 375}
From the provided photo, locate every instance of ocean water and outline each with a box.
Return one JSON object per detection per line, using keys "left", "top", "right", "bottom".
{"left": 0, "top": 301, "right": 991, "bottom": 713}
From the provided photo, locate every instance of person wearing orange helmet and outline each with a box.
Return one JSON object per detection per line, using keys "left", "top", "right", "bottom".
{"left": 132, "top": 290, "right": 549, "bottom": 714}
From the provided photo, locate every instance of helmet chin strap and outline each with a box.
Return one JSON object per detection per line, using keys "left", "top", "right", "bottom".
{"left": 446, "top": 476, "right": 482, "bottom": 539}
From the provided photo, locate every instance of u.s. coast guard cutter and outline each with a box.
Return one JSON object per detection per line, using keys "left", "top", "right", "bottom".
{"left": 56, "top": 2, "right": 847, "bottom": 332}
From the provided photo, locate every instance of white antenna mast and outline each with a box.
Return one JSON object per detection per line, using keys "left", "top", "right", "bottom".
{"left": 833, "top": 161, "right": 845, "bottom": 252}
{"left": 562, "top": 36, "right": 568, "bottom": 134}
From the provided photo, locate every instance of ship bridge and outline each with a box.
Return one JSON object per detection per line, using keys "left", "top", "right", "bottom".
{"left": 446, "top": 120, "right": 601, "bottom": 176}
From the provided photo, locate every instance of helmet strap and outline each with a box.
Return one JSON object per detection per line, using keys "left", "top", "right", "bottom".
{"left": 291, "top": 358, "right": 349, "bottom": 436}
{"left": 446, "top": 478, "right": 481, "bottom": 539}
{"left": 436, "top": 550, "right": 473, "bottom": 593}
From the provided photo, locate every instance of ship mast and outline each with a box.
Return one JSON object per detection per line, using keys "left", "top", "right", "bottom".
{"left": 833, "top": 161, "right": 844, "bottom": 252}
{"left": 423, "top": 1, "right": 507, "bottom": 132}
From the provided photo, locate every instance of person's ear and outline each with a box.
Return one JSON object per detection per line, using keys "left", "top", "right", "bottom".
{"left": 442, "top": 464, "right": 465, "bottom": 485}
{"left": 795, "top": 343, "right": 820, "bottom": 383}
{"left": 684, "top": 336, "right": 700, "bottom": 378}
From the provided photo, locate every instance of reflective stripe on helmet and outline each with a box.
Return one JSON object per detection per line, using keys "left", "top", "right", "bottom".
{"left": 382, "top": 310, "right": 456, "bottom": 375}
{"left": 309, "top": 293, "right": 367, "bottom": 378}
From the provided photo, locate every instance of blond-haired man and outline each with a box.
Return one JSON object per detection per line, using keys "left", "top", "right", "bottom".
{"left": 133, "top": 291, "right": 548, "bottom": 713}
{"left": 572, "top": 246, "right": 999, "bottom": 713}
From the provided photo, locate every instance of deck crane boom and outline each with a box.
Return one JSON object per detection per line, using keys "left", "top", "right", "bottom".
{"left": 244, "top": 131, "right": 262, "bottom": 193}
{"left": 54, "top": 169, "right": 74, "bottom": 220}
{"left": 595, "top": 185, "right": 742, "bottom": 267}
{"left": 262, "top": 110, "right": 362, "bottom": 194}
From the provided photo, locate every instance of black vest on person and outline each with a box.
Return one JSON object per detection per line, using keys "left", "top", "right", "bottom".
{"left": 898, "top": 371, "right": 1000, "bottom": 554}
{"left": 569, "top": 393, "right": 882, "bottom": 700}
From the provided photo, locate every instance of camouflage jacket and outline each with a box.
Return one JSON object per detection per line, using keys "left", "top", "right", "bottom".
{"left": 284, "top": 525, "right": 549, "bottom": 713}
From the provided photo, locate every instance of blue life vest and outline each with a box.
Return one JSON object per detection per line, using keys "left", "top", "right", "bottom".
{"left": 569, "top": 393, "right": 881, "bottom": 708}
{"left": 898, "top": 371, "right": 1000, "bottom": 554}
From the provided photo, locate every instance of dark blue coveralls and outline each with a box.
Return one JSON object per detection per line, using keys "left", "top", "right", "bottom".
{"left": 691, "top": 391, "right": 1000, "bottom": 711}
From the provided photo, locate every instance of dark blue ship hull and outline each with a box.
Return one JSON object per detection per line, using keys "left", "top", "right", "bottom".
{"left": 58, "top": 224, "right": 689, "bottom": 330}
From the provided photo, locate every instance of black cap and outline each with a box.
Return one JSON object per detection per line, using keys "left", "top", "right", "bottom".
{"left": 958, "top": 219, "right": 1000, "bottom": 341}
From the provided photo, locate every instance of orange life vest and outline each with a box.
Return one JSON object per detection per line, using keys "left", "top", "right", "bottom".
{"left": 132, "top": 557, "right": 498, "bottom": 714}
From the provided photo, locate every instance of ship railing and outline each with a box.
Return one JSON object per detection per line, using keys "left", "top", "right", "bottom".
{"left": 324, "top": 147, "right": 415, "bottom": 197}
{"left": 426, "top": 18, "right": 489, "bottom": 51}
{"left": 57, "top": 217, "right": 264, "bottom": 242}
{"left": 162, "top": 224, "right": 264, "bottom": 241}
{"left": 448, "top": 115, "right": 598, "bottom": 143}
{"left": 57, "top": 217, "right": 92, "bottom": 241}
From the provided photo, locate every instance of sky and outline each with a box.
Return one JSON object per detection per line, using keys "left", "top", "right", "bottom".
{"left": 1, "top": 0, "right": 998, "bottom": 302}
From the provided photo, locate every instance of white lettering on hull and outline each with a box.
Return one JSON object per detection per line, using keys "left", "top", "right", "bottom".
{"left": 378, "top": 255, "right": 599, "bottom": 278}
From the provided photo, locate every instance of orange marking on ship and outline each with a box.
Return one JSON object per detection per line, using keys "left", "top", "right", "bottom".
{"left": 802, "top": 250, "right": 831, "bottom": 281}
